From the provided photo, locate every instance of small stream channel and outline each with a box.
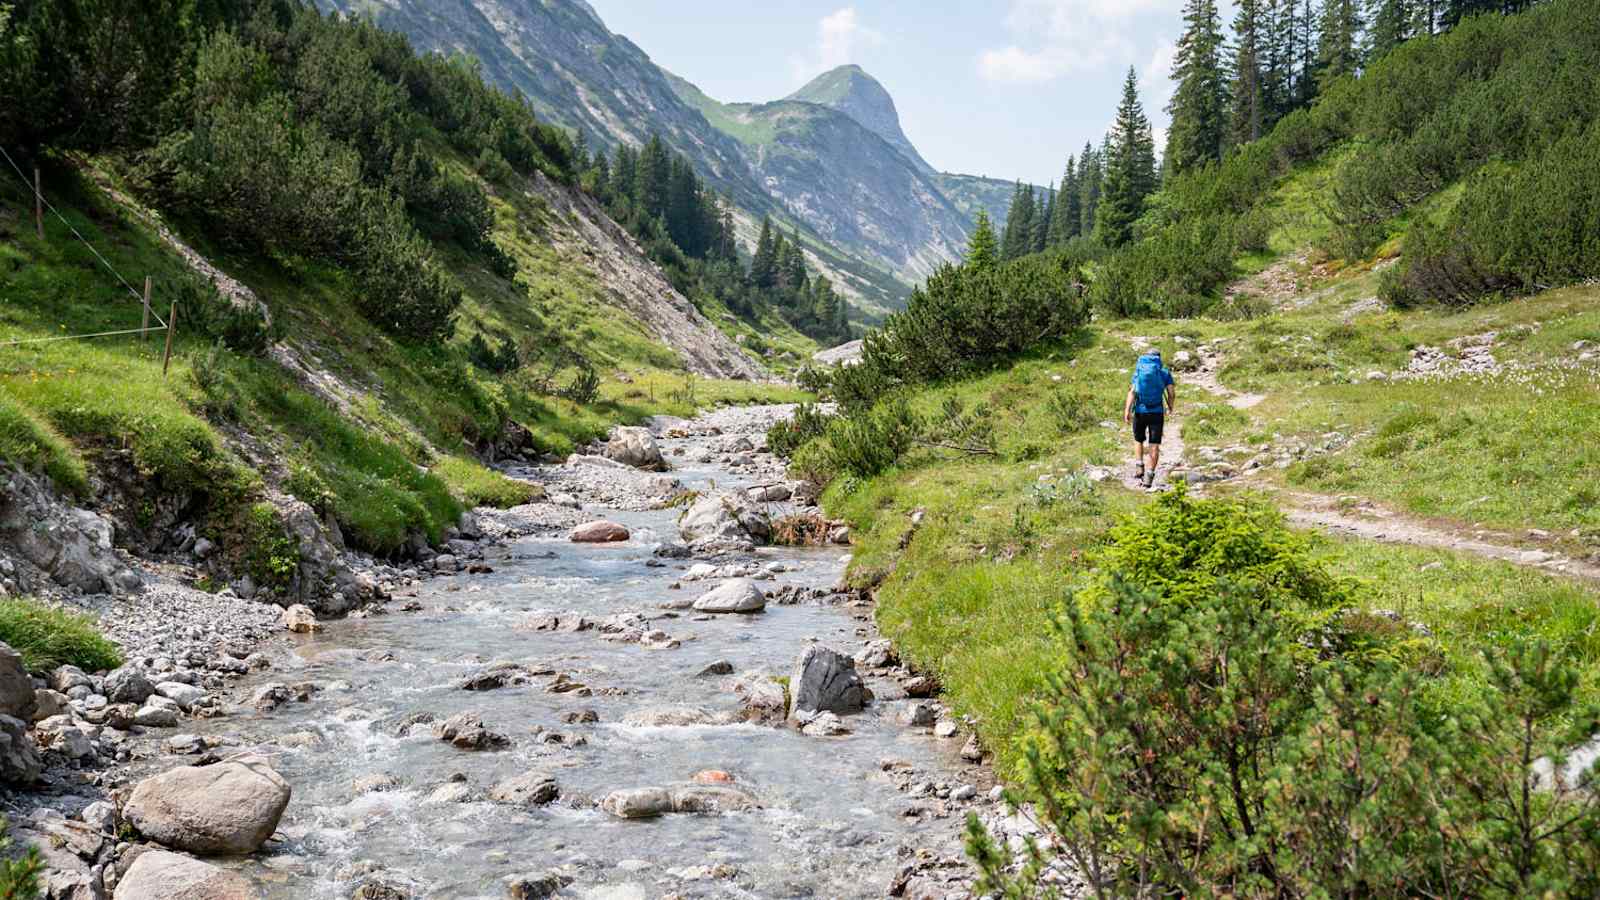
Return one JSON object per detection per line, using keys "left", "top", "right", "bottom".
{"left": 151, "top": 409, "right": 983, "bottom": 898}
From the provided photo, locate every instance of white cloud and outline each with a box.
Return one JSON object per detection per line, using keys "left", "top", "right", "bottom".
{"left": 977, "top": 0, "right": 1183, "bottom": 84}
{"left": 789, "top": 8, "right": 884, "bottom": 84}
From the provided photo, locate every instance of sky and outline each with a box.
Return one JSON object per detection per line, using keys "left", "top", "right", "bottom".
{"left": 585, "top": 0, "right": 1192, "bottom": 187}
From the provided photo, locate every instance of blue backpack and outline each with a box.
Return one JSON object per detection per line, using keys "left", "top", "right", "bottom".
{"left": 1133, "top": 353, "right": 1167, "bottom": 412}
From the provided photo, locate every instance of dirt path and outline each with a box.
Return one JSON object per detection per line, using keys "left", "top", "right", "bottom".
{"left": 1112, "top": 334, "right": 1600, "bottom": 584}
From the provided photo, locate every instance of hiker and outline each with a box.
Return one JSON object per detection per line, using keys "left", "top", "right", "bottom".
{"left": 1123, "top": 348, "right": 1175, "bottom": 490}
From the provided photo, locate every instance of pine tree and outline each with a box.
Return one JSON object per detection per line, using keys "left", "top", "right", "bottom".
{"left": 966, "top": 210, "right": 999, "bottom": 270}
{"left": 637, "top": 133, "right": 670, "bottom": 219}
{"left": 750, "top": 216, "right": 778, "bottom": 289}
{"left": 1001, "top": 183, "right": 1037, "bottom": 261}
{"left": 781, "top": 230, "right": 808, "bottom": 293}
{"left": 1318, "top": 0, "right": 1364, "bottom": 90}
{"left": 1298, "top": 0, "right": 1320, "bottom": 107}
{"left": 1165, "top": 0, "right": 1230, "bottom": 175}
{"left": 1412, "top": 0, "right": 1441, "bottom": 35}
{"left": 1036, "top": 185, "right": 1049, "bottom": 254}
{"left": 1096, "top": 67, "right": 1158, "bottom": 248}
{"left": 1052, "top": 156, "right": 1081, "bottom": 244}
{"left": 1078, "top": 142, "right": 1102, "bottom": 237}
{"left": 1232, "top": 0, "right": 1266, "bottom": 146}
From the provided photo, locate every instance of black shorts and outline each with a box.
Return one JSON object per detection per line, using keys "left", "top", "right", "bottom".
{"left": 1133, "top": 412, "right": 1164, "bottom": 445}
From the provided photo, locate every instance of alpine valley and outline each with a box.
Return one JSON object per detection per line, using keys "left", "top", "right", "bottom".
{"left": 314, "top": 0, "right": 1035, "bottom": 319}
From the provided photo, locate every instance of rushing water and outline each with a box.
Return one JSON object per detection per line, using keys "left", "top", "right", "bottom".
{"left": 169, "top": 419, "right": 978, "bottom": 899}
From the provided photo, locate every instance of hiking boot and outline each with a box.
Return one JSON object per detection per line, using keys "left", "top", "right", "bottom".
{"left": 1143, "top": 471, "right": 1157, "bottom": 490}
{"left": 1135, "top": 463, "right": 1145, "bottom": 480}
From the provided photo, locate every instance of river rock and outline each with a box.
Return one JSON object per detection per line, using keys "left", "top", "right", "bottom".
{"left": 603, "top": 427, "right": 666, "bottom": 471}
{"left": 622, "top": 706, "right": 720, "bottom": 727}
{"left": 897, "top": 702, "right": 937, "bottom": 727}
{"left": 433, "top": 713, "right": 510, "bottom": 750}
{"left": 280, "top": 604, "right": 321, "bottom": 634}
{"left": 113, "top": 848, "right": 257, "bottom": 899}
{"left": 789, "top": 645, "right": 867, "bottom": 720}
{"left": 505, "top": 871, "right": 573, "bottom": 899}
{"left": 600, "top": 787, "right": 674, "bottom": 819}
{"left": 105, "top": 666, "right": 156, "bottom": 705}
{"left": 458, "top": 662, "right": 531, "bottom": 691}
{"left": 156, "top": 682, "right": 207, "bottom": 711}
{"left": 123, "top": 755, "right": 291, "bottom": 855}
{"left": 799, "top": 711, "right": 851, "bottom": 736}
{"left": 691, "top": 578, "right": 766, "bottom": 614}
{"left": 0, "top": 714, "right": 42, "bottom": 784}
{"left": 29, "top": 688, "right": 67, "bottom": 722}
{"left": 135, "top": 704, "right": 181, "bottom": 728}
{"left": 732, "top": 676, "right": 787, "bottom": 725}
{"left": 697, "top": 660, "right": 734, "bottom": 677}
{"left": 33, "top": 715, "right": 93, "bottom": 759}
{"left": 488, "top": 771, "right": 560, "bottom": 807}
{"left": 677, "top": 493, "right": 770, "bottom": 544}
{"left": 570, "top": 521, "right": 630, "bottom": 543}
{"left": 0, "top": 642, "right": 36, "bottom": 721}
{"left": 666, "top": 782, "right": 760, "bottom": 814}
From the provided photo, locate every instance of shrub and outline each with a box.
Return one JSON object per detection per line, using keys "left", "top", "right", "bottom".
{"left": 968, "top": 492, "right": 1600, "bottom": 898}
{"left": 772, "top": 512, "right": 830, "bottom": 546}
{"left": 171, "top": 274, "right": 277, "bottom": 356}
{"left": 0, "top": 816, "right": 42, "bottom": 900}
{"left": 822, "top": 397, "right": 919, "bottom": 478}
{"left": 1044, "top": 389, "right": 1099, "bottom": 436}
{"left": 0, "top": 597, "right": 123, "bottom": 672}
{"left": 767, "top": 402, "right": 834, "bottom": 458}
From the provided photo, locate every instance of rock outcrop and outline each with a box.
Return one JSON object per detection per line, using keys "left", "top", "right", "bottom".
{"left": 0, "top": 467, "right": 140, "bottom": 596}
{"left": 113, "top": 849, "right": 258, "bottom": 900}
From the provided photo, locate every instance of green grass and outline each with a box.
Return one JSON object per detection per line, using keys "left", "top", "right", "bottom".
{"left": 0, "top": 597, "right": 123, "bottom": 672}
{"left": 0, "top": 392, "right": 89, "bottom": 497}
{"left": 433, "top": 455, "right": 543, "bottom": 509}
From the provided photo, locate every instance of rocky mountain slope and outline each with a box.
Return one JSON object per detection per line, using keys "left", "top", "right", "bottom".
{"left": 313, "top": 0, "right": 1037, "bottom": 312}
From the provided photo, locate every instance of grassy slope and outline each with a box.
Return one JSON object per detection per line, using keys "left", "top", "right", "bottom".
{"left": 824, "top": 139, "right": 1600, "bottom": 776}
{"left": 0, "top": 154, "right": 799, "bottom": 559}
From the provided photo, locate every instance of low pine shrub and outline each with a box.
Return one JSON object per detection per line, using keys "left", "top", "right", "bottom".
{"left": 967, "top": 489, "right": 1600, "bottom": 897}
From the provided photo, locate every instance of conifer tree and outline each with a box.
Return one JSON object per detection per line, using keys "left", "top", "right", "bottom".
{"left": 750, "top": 216, "right": 778, "bottom": 289}
{"left": 1001, "top": 183, "right": 1038, "bottom": 260}
{"left": 966, "top": 210, "right": 999, "bottom": 270}
{"left": 1078, "top": 142, "right": 1102, "bottom": 237}
{"left": 1165, "top": 0, "right": 1230, "bottom": 175}
{"left": 1052, "top": 155, "right": 1080, "bottom": 244}
{"left": 1038, "top": 183, "right": 1056, "bottom": 252}
{"left": 1366, "top": 0, "right": 1411, "bottom": 60}
{"left": 1232, "top": 0, "right": 1266, "bottom": 146}
{"left": 781, "top": 229, "right": 808, "bottom": 293}
{"left": 1317, "top": 0, "right": 1363, "bottom": 90}
{"left": 1096, "top": 68, "right": 1158, "bottom": 248}
{"left": 637, "top": 133, "right": 670, "bottom": 219}
{"left": 1298, "top": 0, "right": 1320, "bottom": 107}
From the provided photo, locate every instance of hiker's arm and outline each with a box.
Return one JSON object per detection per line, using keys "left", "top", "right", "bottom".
{"left": 1166, "top": 384, "right": 1176, "bottom": 412}
{"left": 1123, "top": 387, "right": 1135, "bottom": 424}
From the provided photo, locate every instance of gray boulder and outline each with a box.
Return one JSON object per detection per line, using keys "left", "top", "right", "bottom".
{"left": 678, "top": 493, "right": 770, "bottom": 544}
{"left": 113, "top": 849, "right": 257, "bottom": 899}
{"left": 0, "top": 468, "right": 137, "bottom": 594}
{"left": 691, "top": 578, "right": 766, "bottom": 614}
{"left": 603, "top": 427, "right": 666, "bottom": 471}
{"left": 789, "top": 645, "right": 867, "bottom": 721}
{"left": 0, "top": 714, "right": 41, "bottom": 784}
{"left": 105, "top": 666, "right": 156, "bottom": 705}
{"left": 123, "top": 755, "right": 291, "bottom": 855}
{"left": 487, "top": 771, "right": 560, "bottom": 807}
{"left": 0, "top": 641, "right": 36, "bottom": 721}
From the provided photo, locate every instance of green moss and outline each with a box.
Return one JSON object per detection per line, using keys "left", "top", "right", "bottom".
{"left": 433, "top": 455, "right": 542, "bottom": 508}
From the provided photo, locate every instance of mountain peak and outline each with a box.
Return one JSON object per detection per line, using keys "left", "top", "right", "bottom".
{"left": 787, "top": 66, "right": 932, "bottom": 174}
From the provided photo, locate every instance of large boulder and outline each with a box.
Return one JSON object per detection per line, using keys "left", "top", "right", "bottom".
{"left": 113, "top": 849, "right": 257, "bottom": 900}
{"left": 104, "top": 666, "right": 156, "bottom": 705}
{"left": 570, "top": 521, "right": 630, "bottom": 543}
{"left": 789, "top": 645, "right": 868, "bottom": 721}
{"left": 598, "top": 783, "right": 760, "bottom": 819}
{"left": 691, "top": 579, "right": 766, "bottom": 614}
{"left": 0, "top": 714, "right": 42, "bottom": 784}
{"left": 677, "top": 493, "right": 770, "bottom": 544}
{"left": 123, "top": 755, "right": 291, "bottom": 855}
{"left": 0, "top": 641, "right": 37, "bottom": 721}
{"left": 603, "top": 427, "right": 666, "bottom": 471}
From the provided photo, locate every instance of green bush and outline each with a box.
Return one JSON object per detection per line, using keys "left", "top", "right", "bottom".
{"left": 433, "top": 455, "right": 540, "bottom": 509}
{"left": 1389, "top": 123, "right": 1600, "bottom": 307}
{"left": 0, "top": 816, "right": 42, "bottom": 900}
{"left": 968, "top": 491, "right": 1600, "bottom": 898}
{"left": 767, "top": 402, "right": 834, "bottom": 458}
{"left": 0, "top": 598, "right": 123, "bottom": 672}
{"left": 821, "top": 397, "right": 918, "bottom": 478}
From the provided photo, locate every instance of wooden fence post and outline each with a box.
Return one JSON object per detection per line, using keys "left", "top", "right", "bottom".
{"left": 33, "top": 166, "right": 43, "bottom": 240}
{"left": 141, "top": 277, "right": 152, "bottom": 341}
{"left": 162, "top": 301, "right": 176, "bottom": 377}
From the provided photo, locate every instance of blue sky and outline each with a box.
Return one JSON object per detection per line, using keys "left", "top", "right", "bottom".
{"left": 586, "top": 1, "right": 1190, "bottom": 186}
